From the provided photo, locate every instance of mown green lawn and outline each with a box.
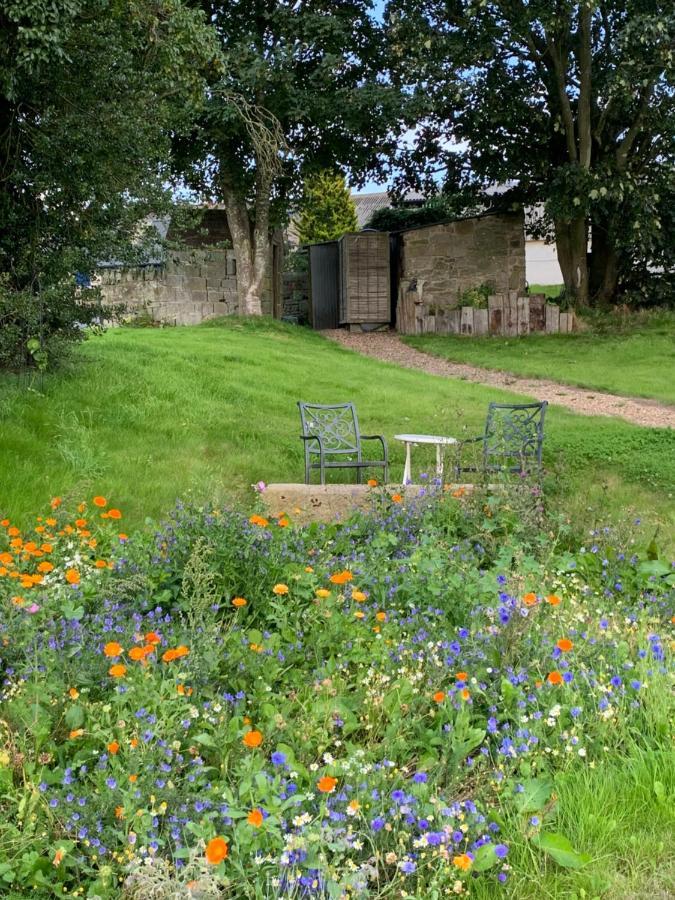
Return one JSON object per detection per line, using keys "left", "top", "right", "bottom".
{"left": 0, "top": 318, "right": 673, "bottom": 542}
{"left": 403, "top": 311, "right": 675, "bottom": 405}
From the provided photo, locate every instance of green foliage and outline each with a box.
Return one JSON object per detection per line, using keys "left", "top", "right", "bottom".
{"left": 297, "top": 171, "right": 358, "bottom": 243}
{"left": 456, "top": 282, "right": 494, "bottom": 309}
{"left": 366, "top": 193, "right": 482, "bottom": 231}
{"left": 0, "top": 491, "right": 672, "bottom": 896}
{"left": 0, "top": 0, "right": 216, "bottom": 368}
{"left": 386, "top": 1, "right": 675, "bottom": 305}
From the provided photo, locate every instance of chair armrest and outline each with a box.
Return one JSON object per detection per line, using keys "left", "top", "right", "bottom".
{"left": 360, "top": 434, "right": 388, "bottom": 453}
{"left": 299, "top": 434, "right": 324, "bottom": 453}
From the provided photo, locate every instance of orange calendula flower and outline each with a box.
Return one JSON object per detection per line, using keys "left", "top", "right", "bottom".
{"left": 351, "top": 590, "right": 366, "bottom": 602}
{"left": 242, "top": 729, "right": 263, "bottom": 748}
{"left": 391, "top": 493, "right": 402, "bottom": 503}
{"left": 249, "top": 514, "right": 269, "bottom": 527}
{"left": 109, "top": 664, "right": 127, "bottom": 678}
{"left": 205, "top": 836, "right": 229, "bottom": 864}
{"left": 7, "top": 526, "right": 20, "bottom": 537}
{"left": 65, "top": 568, "right": 80, "bottom": 585}
{"left": 50, "top": 497, "right": 62, "bottom": 509}
{"left": 69, "top": 728, "right": 84, "bottom": 739}
{"left": 103, "top": 641, "right": 124, "bottom": 658}
{"left": 247, "top": 809, "right": 264, "bottom": 827}
{"left": 316, "top": 588, "right": 331, "bottom": 598}
{"left": 461, "top": 688, "right": 471, "bottom": 701}
{"left": 353, "top": 610, "right": 365, "bottom": 619}
{"left": 453, "top": 854, "right": 473, "bottom": 871}
{"left": 367, "top": 479, "right": 378, "bottom": 487}
{"left": 556, "top": 638, "right": 573, "bottom": 652}
{"left": 546, "top": 594, "right": 561, "bottom": 606}
{"left": 37, "top": 561, "right": 54, "bottom": 573}
{"left": 272, "top": 583, "right": 289, "bottom": 595}
{"left": 115, "top": 806, "right": 125, "bottom": 819}
{"left": 107, "top": 508, "right": 122, "bottom": 520}
{"left": 433, "top": 691, "right": 446, "bottom": 703}
{"left": 94, "top": 559, "right": 108, "bottom": 569}
{"left": 75, "top": 518, "right": 87, "bottom": 528}
{"left": 547, "top": 670, "right": 563, "bottom": 685}
{"left": 451, "top": 486, "right": 466, "bottom": 499}
{"left": 52, "top": 848, "right": 65, "bottom": 867}
{"left": 144, "top": 631, "right": 161, "bottom": 645}
{"left": 522, "top": 592, "right": 538, "bottom": 606}
{"left": 232, "top": 597, "right": 247, "bottom": 608}
{"left": 329, "top": 570, "right": 353, "bottom": 585}
{"left": 129, "top": 774, "right": 138, "bottom": 782}
{"left": 68, "top": 687, "right": 79, "bottom": 699}
{"left": 375, "top": 611, "right": 387, "bottom": 622}
{"left": 277, "top": 517, "right": 289, "bottom": 527}
{"left": 317, "top": 775, "right": 337, "bottom": 794}
{"left": 455, "top": 672, "right": 468, "bottom": 682}
{"left": 93, "top": 496, "right": 107, "bottom": 507}
{"left": 129, "top": 645, "right": 153, "bottom": 661}
{"left": 108, "top": 741, "right": 120, "bottom": 755}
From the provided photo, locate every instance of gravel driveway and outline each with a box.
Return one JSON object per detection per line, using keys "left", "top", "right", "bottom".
{"left": 323, "top": 330, "right": 675, "bottom": 430}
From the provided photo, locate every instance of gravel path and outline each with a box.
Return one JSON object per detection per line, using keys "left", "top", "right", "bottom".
{"left": 323, "top": 330, "right": 675, "bottom": 430}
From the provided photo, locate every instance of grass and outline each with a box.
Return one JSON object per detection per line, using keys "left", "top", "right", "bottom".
{"left": 528, "top": 283, "right": 564, "bottom": 299}
{"left": 403, "top": 309, "right": 675, "bottom": 405}
{"left": 473, "top": 745, "right": 675, "bottom": 900}
{"left": 0, "top": 318, "right": 673, "bottom": 544}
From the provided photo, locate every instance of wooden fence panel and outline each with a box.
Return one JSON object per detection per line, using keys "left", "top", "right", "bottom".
{"left": 460, "top": 306, "right": 474, "bottom": 335}
{"left": 545, "top": 303, "right": 560, "bottom": 333}
{"left": 517, "top": 296, "right": 530, "bottom": 335}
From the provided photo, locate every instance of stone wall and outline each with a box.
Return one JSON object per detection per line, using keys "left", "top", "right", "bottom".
{"left": 282, "top": 271, "right": 309, "bottom": 322}
{"left": 398, "top": 212, "right": 526, "bottom": 314}
{"left": 99, "top": 248, "right": 274, "bottom": 325}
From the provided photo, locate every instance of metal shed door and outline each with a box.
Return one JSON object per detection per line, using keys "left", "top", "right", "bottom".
{"left": 308, "top": 242, "right": 339, "bottom": 329}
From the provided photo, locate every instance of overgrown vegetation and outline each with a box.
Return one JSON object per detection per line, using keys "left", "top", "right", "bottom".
{"left": 0, "top": 489, "right": 672, "bottom": 897}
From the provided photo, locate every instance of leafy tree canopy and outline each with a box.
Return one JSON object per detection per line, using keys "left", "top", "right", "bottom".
{"left": 385, "top": 1, "right": 675, "bottom": 306}
{"left": 173, "top": 1, "right": 403, "bottom": 312}
{"left": 0, "top": 0, "right": 216, "bottom": 367}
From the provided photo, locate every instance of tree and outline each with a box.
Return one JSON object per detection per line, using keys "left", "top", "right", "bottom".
{"left": 297, "top": 171, "right": 358, "bottom": 244}
{"left": 174, "top": 1, "right": 400, "bottom": 315}
{"left": 385, "top": 1, "right": 674, "bottom": 306}
{"left": 0, "top": 0, "right": 215, "bottom": 368}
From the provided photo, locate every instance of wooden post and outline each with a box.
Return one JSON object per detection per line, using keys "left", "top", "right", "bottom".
{"left": 460, "top": 306, "right": 474, "bottom": 335}
{"left": 529, "top": 295, "right": 545, "bottom": 332}
{"left": 474, "top": 308, "right": 488, "bottom": 335}
{"left": 448, "top": 309, "right": 461, "bottom": 334}
{"left": 560, "top": 312, "right": 570, "bottom": 333}
{"left": 517, "top": 296, "right": 530, "bottom": 335}
{"left": 505, "top": 292, "right": 518, "bottom": 336}
{"left": 545, "top": 303, "right": 560, "bottom": 333}
{"left": 488, "top": 294, "right": 503, "bottom": 335}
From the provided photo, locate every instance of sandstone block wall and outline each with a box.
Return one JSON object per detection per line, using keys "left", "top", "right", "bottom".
{"left": 282, "top": 271, "right": 309, "bottom": 321}
{"left": 99, "top": 248, "right": 274, "bottom": 324}
{"left": 400, "top": 212, "right": 526, "bottom": 312}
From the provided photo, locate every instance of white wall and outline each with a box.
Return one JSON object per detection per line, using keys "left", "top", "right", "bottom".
{"left": 526, "top": 239, "right": 563, "bottom": 285}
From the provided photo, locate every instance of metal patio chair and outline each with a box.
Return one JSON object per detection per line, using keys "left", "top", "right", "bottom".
{"left": 298, "top": 402, "right": 389, "bottom": 485}
{"left": 454, "top": 401, "right": 548, "bottom": 478}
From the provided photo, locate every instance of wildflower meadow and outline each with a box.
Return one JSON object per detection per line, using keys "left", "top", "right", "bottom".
{"left": 0, "top": 486, "right": 673, "bottom": 898}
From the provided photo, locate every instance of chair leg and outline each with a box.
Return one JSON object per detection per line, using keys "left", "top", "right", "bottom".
{"left": 320, "top": 455, "right": 325, "bottom": 485}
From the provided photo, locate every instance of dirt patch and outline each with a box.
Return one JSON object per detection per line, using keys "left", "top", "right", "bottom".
{"left": 323, "top": 330, "right": 675, "bottom": 430}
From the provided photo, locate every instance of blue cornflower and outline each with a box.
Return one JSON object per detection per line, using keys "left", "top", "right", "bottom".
{"left": 412, "top": 772, "right": 428, "bottom": 783}
{"left": 399, "top": 860, "right": 416, "bottom": 874}
{"left": 494, "top": 844, "right": 509, "bottom": 858}
{"left": 105, "top": 777, "right": 117, "bottom": 789}
{"left": 371, "top": 817, "right": 385, "bottom": 832}
{"left": 271, "top": 751, "right": 286, "bottom": 766}
{"left": 391, "top": 789, "right": 405, "bottom": 803}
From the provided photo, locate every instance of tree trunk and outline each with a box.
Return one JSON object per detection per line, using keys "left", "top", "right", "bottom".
{"left": 222, "top": 191, "right": 270, "bottom": 317}
{"left": 588, "top": 222, "right": 619, "bottom": 307}
{"left": 555, "top": 216, "right": 589, "bottom": 306}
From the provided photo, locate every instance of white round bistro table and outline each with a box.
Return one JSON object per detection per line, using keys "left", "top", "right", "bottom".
{"left": 394, "top": 434, "right": 458, "bottom": 484}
